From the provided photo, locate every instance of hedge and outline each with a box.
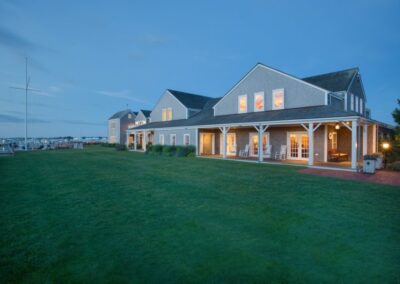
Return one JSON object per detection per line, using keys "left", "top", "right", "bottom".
{"left": 146, "top": 144, "right": 196, "bottom": 157}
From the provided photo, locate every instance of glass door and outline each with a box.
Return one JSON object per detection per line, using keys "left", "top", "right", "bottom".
{"left": 288, "top": 132, "right": 308, "bottom": 160}
{"left": 249, "top": 133, "right": 269, "bottom": 157}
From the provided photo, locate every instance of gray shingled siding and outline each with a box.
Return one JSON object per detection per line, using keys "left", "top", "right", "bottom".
{"left": 108, "top": 118, "right": 120, "bottom": 143}
{"left": 153, "top": 128, "right": 196, "bottom": 146}
{"left": 135, "top": 111, "right": 147, "bottom": 124}
{"left": 348, "top": 76, "right": 366, "bottom": 117}
{"left": 330, "top": 96, "right": 344, "bottom": 110}
{"left": 150, "top": 91, "right": 187, "bottom": 122}
{"left": 214, "top": 65, "right": 326, "bottom": 116}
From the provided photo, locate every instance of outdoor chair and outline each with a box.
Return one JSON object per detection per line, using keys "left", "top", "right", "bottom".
{"left": 263, "top": 145, "right": 272, "bottom": 158}
{"left": 239, "top": 144, "right": 249, "bottom": 157}
{"left": 275, "top": 145, "right": 287, "bottom": 160}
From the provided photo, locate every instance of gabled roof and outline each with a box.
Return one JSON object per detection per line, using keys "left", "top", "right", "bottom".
{"left": 302, "top": 68, "right": 359, "bottom": 92}
{"left": 109, "top": 109, "right": 134, "bottom": 120}
{"left": 139, "top": 109, "right": 151, "bottom": 118}
{"left": 167, "top": 89, "right": 214, "bottom": 110}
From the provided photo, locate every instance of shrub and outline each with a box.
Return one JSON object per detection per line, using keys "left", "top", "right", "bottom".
{"left": 151, "top": 144, "right": 163, "bottom": 155}
{"left": 145, "top": 144, "right": 153, "bottom": 154}
{"left": 162, "top": 145, "right": 176, "bottom": 156}
{"left": 388, "top": 161, "right": 400, "bottom": 171}
{"left": 102, "top": 143, "right": 116, "bottom": 148}
{"left": 137, "top": 144, "right": 142, "bottom": 150}
{"left": 363, "top": 155, "right": 377, "bottom": 161}
{"left": 175, "top": 146, "right": 188, "bottom": 157}
{"left": 186, "top": 145, "right": 196, "bottom": 156}
{"left": 115, "top": 144, "right": 127, "bottom": 151}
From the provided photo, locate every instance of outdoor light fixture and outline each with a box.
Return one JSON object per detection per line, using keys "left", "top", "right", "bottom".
{"left": 335, "top": 124, "right": 340, "bottom": 130}
{"left": 382, "top": 142, "right": 390, "bottom": 150}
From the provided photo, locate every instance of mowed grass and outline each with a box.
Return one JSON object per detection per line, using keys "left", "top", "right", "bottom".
{"left": 0, "top": 146, "right": 399, "bottom": 283}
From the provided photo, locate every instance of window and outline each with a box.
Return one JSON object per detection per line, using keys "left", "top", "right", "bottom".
{"left": 350, "top": 94, "right": 354, "bottom": 111}
{"left": 170, "top": 134, "right": 176, "bottom": 145}
{"left": 159, "top": 134, "right": 164, "bottom": 145}
{"left": 329, "top": 132, "right": 337, "bottom": 150}
{"left": 128, "top": 114, "right": 132, "bottom": 119}
{"left": 360, "top": 98, "right": 363, "bottom": 114}
{"left": 167, "top": 108, "right": 172, "bottom": 121}
{"left": 183, "top": 134, "right": 190, "bottom": 145}
{"left": 162, "top": 108, "right": 173, "bottom": 121}
{"left": 254, "top": 92, "right": 264, "bottom": 112}
{"left": 238, "top": 95, "right": 247, "bottom": 113}
{"left": 272, "top": 89, "right": 284, "bottom": 110}
{"left": 355, "top": 96, "right": 359, "bottom": 112}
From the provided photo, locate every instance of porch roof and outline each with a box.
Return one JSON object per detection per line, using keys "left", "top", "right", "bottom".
{"left": 132, "top": 105, "right": 361, "bottom": 131}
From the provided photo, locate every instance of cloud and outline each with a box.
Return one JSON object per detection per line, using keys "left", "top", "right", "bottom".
{"left": 0, "top": 114, "right": 49, "bottom": 123}
{"left": 0, "top": 26, "right": 37, "bottom": 51}
{"left": 96, "top": 90, "right": 148, "bottom": 104}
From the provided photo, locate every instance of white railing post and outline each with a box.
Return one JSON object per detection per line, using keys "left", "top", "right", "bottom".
{"left": 308, "top": 123, "right": 314, "bottom": 165}
{"left": 143, "top": 131, "right": 147, "bottom": 151}
{"left": 351, "top": 120, "right": 358, "bottom": 170}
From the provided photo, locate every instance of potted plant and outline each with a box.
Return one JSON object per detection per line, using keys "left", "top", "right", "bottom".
{"left": 363, "top": 155, "right": 376, "bottom": 174}
{"left": 371, "top": 152, "right": 383, "bottom": 169}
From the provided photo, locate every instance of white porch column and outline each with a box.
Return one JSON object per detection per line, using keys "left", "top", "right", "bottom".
{"left": 323, "top": 125, "right": 328, "bottom": 162}
{"left": 143, "top": 131, "right": 147, "bottom": 151}
{"left": 372, "top": 124, "right": 377, "bottom": 153}
{"left": 308, "top": 123, "right": 314, "bottom": 165}
{"left": 126, "top": 131, "right": 129, "bottom": 146}
{"left": 134, "top": 131, "right": 137, "bottom": 150}
{"left": 351, "top": 120, "right": 358, "bottom": 170}
{"left": 258, "top": 126, "right": 263, "bottom": 162}
{"left": 363, "top": 124, "right": 368, "bottom": 156}
{"left": 222, "top": 127, "right": 227, "bottom": 159}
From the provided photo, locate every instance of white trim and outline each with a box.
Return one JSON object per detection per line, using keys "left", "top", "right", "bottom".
{"left": 170, "top": 133, "right": 176, "bottom": 145}
{"left": 183, "top": 133, "right": 190, "bottom": 146}
{"left": 272, "top": 89, "right": 285, "bottom": 110}
{"left": 213, "top": 63, "right": 329, "bottom": 111}
{"left": 253, "top": 91, "right": 264, "bottom": 112}
{"left": 136, "top": 116, "right": 363, "bottom": 132}
{"left": 238, "top": 94, "right": 247, "bottom": 113}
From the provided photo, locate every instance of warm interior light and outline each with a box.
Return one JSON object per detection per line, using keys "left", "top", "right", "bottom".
{"left": 335, "top": 124, "right": 340, "bottom": 130}
{"left": 382, "top": 142, "right": 390, "bottom": 150}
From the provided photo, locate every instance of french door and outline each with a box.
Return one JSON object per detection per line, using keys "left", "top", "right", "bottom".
{"left": 219, "top": 133, "right": 236, "bottom": 155}
{"left": 287, "top": 132, "right": 309, "bottom": 160}
{"left": 249, "top": 132, "right": 269, "bottom": 157}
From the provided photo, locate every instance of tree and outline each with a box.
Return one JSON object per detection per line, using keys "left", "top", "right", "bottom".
{"left": 392, "top": 99, "right": 400, "bottom": 126}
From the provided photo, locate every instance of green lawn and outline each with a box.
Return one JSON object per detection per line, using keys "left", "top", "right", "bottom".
{"left": 0, "top": 146, "right": 399, "bottom": 283}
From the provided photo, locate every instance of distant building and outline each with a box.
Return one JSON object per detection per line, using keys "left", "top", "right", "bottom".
{"left": 108, "top": 110, "right": 136, "bottom": 144}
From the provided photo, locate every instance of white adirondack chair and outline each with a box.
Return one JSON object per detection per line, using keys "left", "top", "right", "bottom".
{"left": 239, "top": 144, "right": 249, "bottom": 157}
{"left": 264, "top": 145, "right": 272, "bottom": 158}
{"left": 275, "top": 145, "right": 287, "bottom": 160}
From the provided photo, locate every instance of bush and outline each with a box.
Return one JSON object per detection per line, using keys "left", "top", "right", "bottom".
{"left": 162, "top": 145, "right": 176, "bottom": 156}
{"left": 388, "top": 161, "right": 400, "bottom": 171}
{"left": 102, "top": 143, "right": 116, "bottom": 148}
{"left": 151, "top": 144, "right": 163, "bottom": 155}
{"left": 175, "top": 146, "right": 188, "bottom": 157}
{"left": 115, "top": 144, "right": 127, "bottom": 151}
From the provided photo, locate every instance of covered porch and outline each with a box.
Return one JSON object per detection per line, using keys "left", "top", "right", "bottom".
{"left": 126, "top": 129, "right": 154, "bottom": 151}
{"left": 196, "top": 118, "right": 377, "bottom": 171}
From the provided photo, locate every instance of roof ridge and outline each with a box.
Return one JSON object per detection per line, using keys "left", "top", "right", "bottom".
{"left": 302, "top": 67, "right": 359, "bottom": 79}
{"left": 167, "top": 89, "right": 213, "bottom": 99}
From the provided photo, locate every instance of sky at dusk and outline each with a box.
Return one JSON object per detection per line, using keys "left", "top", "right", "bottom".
{"left": 0, "top": 0, "right": 399, "bottom": 138}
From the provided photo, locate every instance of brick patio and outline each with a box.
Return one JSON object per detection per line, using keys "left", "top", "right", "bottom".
{"left": 299, "top": 168, "right": 400, "bottom": 187}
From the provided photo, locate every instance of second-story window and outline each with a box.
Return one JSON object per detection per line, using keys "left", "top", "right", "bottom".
{"left": 254, "top": 92, "right": 264, "bottom": 112}
{"left": 272, "top": 89, "right": 284, "bottom": 110}
{"left": 355, "top": 96, "right": 359, "bottom": 112}
{"left": 162, "top": 108, "right": 173, "bottom": 121}
{"left": 238, "top": 95, "right": 247, "bottom": 113}
{"left": 350, "top": 94, "right": 354, "bottom": 111}
{"left": 167, "top": 108, "right": 172, "bottom": 120}
{"left": 360, "top": 98, "right": 363, "bottom": 114}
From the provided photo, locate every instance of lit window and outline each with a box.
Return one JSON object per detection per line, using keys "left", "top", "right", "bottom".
{"left": 238, "top": 95, "right": 247, "bottom": 113}
{"left": 159, "top": 134, "right": 164, "bottom": 145}
{"left": 254, "top": 92, "right": 264, "bottom": 112}
{"left": 350, "top": 94, "right": 354, "bottom": 111}
{"left": 167, "top": 108, "right": 172, "bottom": 121}
{"left": 162, "top": 109, "right": 167, "bottom": 121}
{"left": 170, "top": 134, "right": 176, "bottom": 145}
{"left": 184, "top": 134, "right": 190, "bottom": 145}
{"left": 272, "top": 89, "right": 284, "bottom": 110}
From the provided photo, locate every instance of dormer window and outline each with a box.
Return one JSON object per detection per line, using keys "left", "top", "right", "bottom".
{"left": 254, "top": 92, "right": 264, "bottom": 112}
{"left": 272, "top": 89, "right": 284, "bottom": 110}
{"left": 238, "top": 95, "right": 247, "bottom": 113}
{"left": 128, "top": 114, "right": 132, "bottom": 119}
